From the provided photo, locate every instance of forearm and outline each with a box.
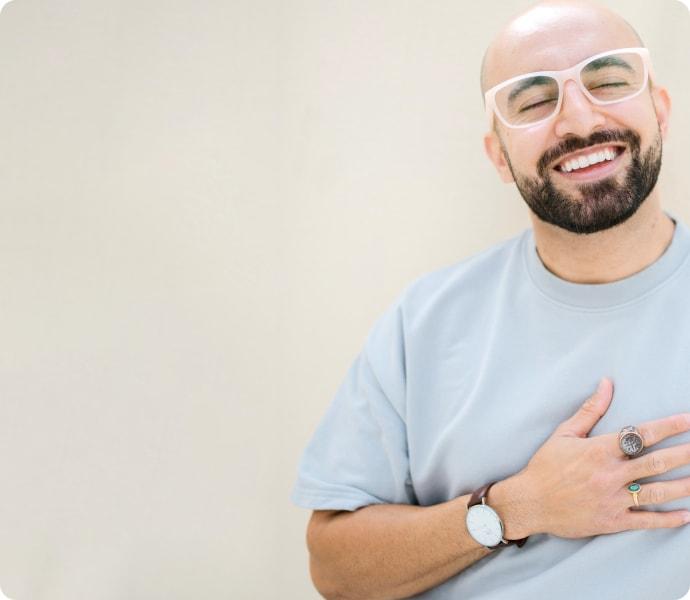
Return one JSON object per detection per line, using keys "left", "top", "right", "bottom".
{"left": 308, "top": 473, "right": 538, "bottom": 600}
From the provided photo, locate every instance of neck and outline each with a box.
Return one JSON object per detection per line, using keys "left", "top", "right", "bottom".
{"left": 529, "top": 193, "right": 676, "bottom": 284}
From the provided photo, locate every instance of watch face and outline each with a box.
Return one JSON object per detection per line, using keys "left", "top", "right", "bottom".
{"left": 466, "top": 504, "right": 503, "bottom": 547}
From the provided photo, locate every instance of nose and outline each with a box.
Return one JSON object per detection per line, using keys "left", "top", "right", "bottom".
{"left": 553, "top": 79, "right": 606, "bottom": 138}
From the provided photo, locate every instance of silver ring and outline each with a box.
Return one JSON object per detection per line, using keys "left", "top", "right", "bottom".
{"left": 619, "top": 425, "right": 645, "bottom": 458}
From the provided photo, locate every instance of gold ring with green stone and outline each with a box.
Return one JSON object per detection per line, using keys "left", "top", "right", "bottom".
{"left": 627, "top": 482, "right": 642, "bottom": 507}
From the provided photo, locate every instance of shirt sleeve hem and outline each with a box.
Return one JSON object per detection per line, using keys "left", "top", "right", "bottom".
{"left": 290, "top": 488, "right": 385, "bottom": 511}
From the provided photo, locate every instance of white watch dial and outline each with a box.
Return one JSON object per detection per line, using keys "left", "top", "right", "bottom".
{"left": 466, "top": 504, "right": 503, "bottom": 547}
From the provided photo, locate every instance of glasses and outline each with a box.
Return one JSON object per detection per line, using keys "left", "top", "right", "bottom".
{"left": 484, "top": 47, "right": 654, "bottom": 129}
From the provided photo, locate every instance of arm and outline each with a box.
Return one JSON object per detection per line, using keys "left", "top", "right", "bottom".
{"left": 306, "top": 473, "right": 535, "bottom": 600}
{"left": 305, "top": 378, "right": 690, "bottom": 599}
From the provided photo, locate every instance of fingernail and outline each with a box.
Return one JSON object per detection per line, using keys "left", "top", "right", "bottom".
{"left": 683, "top": 513, "right": 690, "bottom": 524}
{"left": 597, "top": 379, "right": 607, "bottom": 393}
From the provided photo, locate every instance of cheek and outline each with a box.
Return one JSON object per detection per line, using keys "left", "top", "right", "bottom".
{"left": 505, "top": 129, "right": 552, "bottom": 172}
{"left": 603, "top": 101, "right": 656, "bottom": 135}
{"left": 604, "top": 108, "right": 660, "bottom": 152}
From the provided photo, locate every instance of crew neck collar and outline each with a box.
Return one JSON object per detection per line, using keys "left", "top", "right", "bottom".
{"left": 522, "top": 211, "right": 690, "bottom": 310}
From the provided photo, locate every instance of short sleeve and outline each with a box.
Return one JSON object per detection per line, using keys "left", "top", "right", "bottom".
{"left": 290, "top": 297, "right": 417, "bottom": 511}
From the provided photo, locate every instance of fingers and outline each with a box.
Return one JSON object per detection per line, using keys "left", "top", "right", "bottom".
{"left": 621, "top": 476, "right": 690, "bottom": 508}
{"left": 556, "top": 378, "right": 613, "bottom": 438}
{"left": 622, "top": 509, "right": 690, "bottom": 530}
{"left": 617, "top": 478, "right": 690, "bottom": 531}
{"left": 625, "top": 442, "right": 690, "bottom": 481}
{"left": 635, "top": 413, "right": 690, "bottom": 448}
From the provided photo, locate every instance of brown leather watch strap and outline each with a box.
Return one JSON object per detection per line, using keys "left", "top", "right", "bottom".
{"left": 468, "top": 482, "right": 495, "bottom": 508}
{"left": 467, "top": 481, "right": 529, "bottom": 548}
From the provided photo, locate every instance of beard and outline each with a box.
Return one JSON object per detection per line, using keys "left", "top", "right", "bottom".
{"left": 503, "top": 128, "right": 663, "bottom": 234}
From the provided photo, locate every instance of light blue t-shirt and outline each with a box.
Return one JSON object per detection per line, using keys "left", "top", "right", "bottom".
{"left": 291, "top": 210, "right": 690, "bottom": 600}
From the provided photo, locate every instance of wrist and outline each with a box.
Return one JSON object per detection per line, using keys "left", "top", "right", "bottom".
{"left": 487, "top": 472, "right": 542, "bottom": 540}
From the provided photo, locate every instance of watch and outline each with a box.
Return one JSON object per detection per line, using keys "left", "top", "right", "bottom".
{"left": 465, "top": 481, "right": 529, "bottom": 549}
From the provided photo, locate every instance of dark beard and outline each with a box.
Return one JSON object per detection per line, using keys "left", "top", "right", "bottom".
{"left": 505, "top": 128, "right": 663, "bottom": 234}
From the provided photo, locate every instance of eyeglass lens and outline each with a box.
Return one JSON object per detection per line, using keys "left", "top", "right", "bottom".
{"left": 495, "top": 52, "right": 646, "bottom": 126}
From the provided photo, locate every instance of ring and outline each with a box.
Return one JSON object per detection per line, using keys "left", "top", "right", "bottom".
{"left": 619, "top": 425, "right": 645, "bottom": 457}
{"left": 627, "top": 482, "right": 642, "bottom": 507}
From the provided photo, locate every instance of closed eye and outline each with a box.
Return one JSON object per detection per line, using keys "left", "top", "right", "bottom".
{"left": 590, "top": 82, "right": 629, "bottom": 89}
{"left": 519, "top": 98, "right": 557, "bottom": 112}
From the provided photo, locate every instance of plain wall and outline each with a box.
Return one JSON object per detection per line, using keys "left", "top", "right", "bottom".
{"left": 0, "top": 1, "right": 687, "bottom": 598}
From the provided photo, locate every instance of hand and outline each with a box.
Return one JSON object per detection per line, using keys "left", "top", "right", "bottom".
{"left": 517, "top": 377, "right": 690, "bottom": 539}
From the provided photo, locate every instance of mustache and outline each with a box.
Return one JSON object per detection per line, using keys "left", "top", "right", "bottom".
{"left": 537, "top": 129, "right": 641, "bottom": 177}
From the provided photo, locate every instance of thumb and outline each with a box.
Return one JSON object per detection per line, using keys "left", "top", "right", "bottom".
{"left": 556, "top": 377, "right": 614, "bottom": 438}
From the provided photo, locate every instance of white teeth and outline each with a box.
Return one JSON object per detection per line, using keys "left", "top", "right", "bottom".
{"left": 559, "top": 147, "right": 620, "bottom": 172}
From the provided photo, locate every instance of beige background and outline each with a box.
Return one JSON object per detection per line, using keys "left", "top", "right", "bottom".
{"left": 0, "top": 1, "right": 687, "bottom": 598}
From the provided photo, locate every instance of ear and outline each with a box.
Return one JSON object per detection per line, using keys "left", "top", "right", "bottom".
{"left": 483, "top": 129, "right": 514, "bottom": 184}
{"left": 651, "top": 85, "right": 671, "bottom": 140}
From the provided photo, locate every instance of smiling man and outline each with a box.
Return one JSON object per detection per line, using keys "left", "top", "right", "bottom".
{"left": 481, "top": 0, "right": 675, "bottom": 283}
{"left": 292, "top": 2, "right": 690, "bottom": 599}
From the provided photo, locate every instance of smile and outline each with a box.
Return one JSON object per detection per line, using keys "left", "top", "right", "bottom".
{"left": 553, "top": 144, "right": 627, "bottom": 182}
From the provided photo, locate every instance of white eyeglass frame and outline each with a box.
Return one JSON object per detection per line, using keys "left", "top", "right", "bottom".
{"left": 484, "top": 47, "right": 655, "bottom": 130}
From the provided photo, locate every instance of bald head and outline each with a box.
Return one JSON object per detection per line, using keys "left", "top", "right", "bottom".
{"left": 480, "top": 0, "right": 645, "bottom": 97}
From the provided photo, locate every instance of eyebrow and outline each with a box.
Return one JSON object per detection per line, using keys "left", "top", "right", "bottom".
{"left": 507, "top": 75, "right": 555, "bottom": 104}
{"left": 582, "top": 55, "right": 634, "bottom": 73}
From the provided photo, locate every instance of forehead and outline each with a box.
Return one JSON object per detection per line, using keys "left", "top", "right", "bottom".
{"left": 485, "top": 7, "right": 641, "bottom": 89}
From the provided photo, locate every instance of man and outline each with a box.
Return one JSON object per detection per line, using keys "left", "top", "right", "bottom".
{"left": 291, "top": 1, "right": 690, "bottom": 598}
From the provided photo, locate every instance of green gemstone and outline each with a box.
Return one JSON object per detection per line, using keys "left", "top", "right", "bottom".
{"left": 628, "top": 483, "right": 641, "bottom": 492}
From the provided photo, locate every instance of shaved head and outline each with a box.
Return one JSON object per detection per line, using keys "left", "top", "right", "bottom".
{"left": 480, "top": 0, "right": 645, "bottom": 97}
{"left": 478, "top": 0, "right": 669, "bottom": 236}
